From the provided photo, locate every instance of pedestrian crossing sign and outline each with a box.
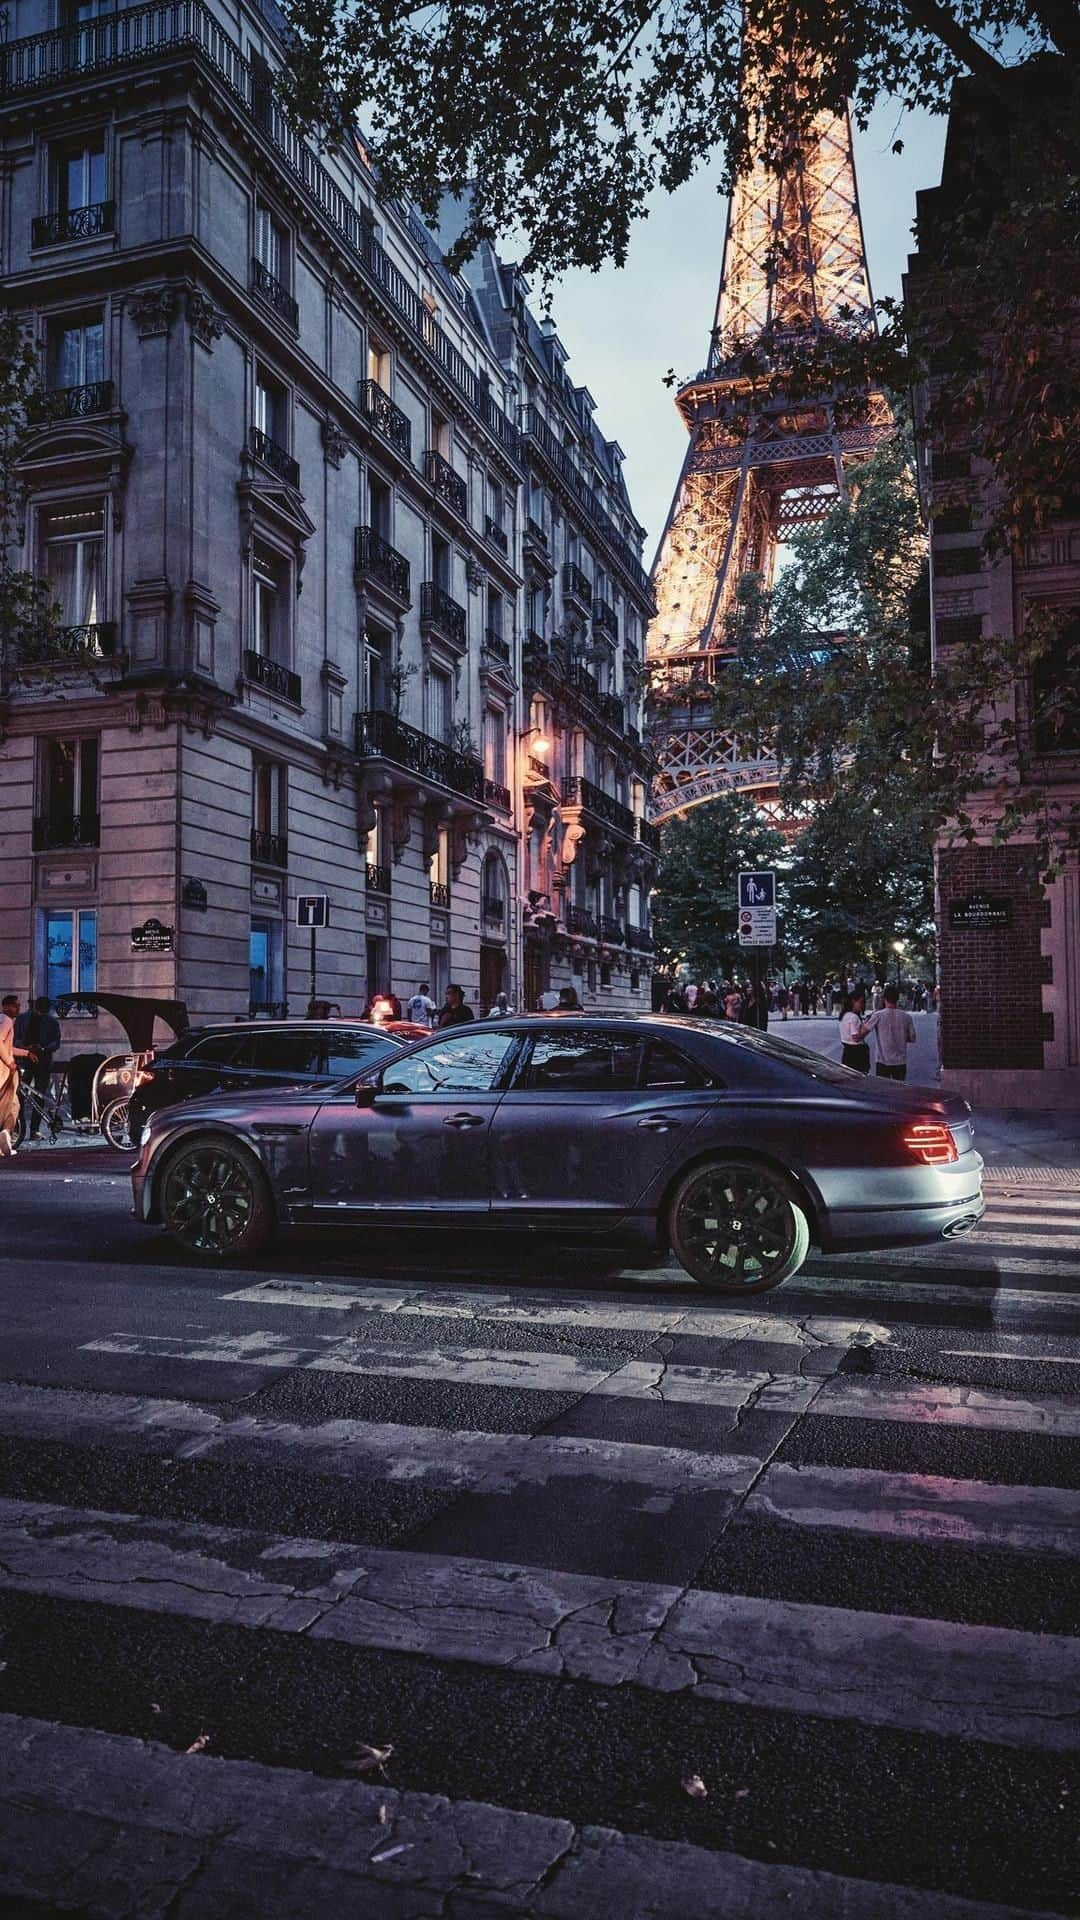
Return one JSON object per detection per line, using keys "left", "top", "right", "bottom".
{"left": 738, "top": 871, "right": 776, "bottom": 910}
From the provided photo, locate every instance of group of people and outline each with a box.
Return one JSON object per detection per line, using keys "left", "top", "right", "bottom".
{"left": 355, "top": 982, "right": 512, "bottom": 1029}
{"left": 659, "top": 978, "right": 769, "bottom": 1028}
{"left": 838, "top": 984, "right": 918, "bottom": 1079}
{"left": 0, "top": 992, "right": 62, "bottom": 1157}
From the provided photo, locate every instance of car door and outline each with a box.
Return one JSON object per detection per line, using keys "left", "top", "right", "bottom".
{"left": 488, "top": 1027, "right": 717, "bottom": 1225}
{"left": 308, "top": 1025, "right": 520, "bottom": 1215}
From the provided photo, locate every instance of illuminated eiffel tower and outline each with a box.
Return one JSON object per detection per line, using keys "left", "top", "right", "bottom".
{"left": 647, "top": 78, "right": 892, "bottom": 823}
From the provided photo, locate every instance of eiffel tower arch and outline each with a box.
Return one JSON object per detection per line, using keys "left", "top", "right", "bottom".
{"left": 647, "top": 76, "right": 893, "bottom": 825}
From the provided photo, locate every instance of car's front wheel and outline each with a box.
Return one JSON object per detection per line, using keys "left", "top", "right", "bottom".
{"left": 668, "top": 1157, "right": 811, "bottom": 1293}
{"left": 159, "top": 1136, "right": 273, "bottom": 1259}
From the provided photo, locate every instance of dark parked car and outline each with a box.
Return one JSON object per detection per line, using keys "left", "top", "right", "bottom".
{"left": 128, "top": 1019, "right": 405, "bottom": 1142}
{"left": 132, "top": 1014, "right": 984, "bottom": 1292}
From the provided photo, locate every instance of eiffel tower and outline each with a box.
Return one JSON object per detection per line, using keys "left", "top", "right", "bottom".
{"left": 647, "top": 80, "right": 893, "bottom": 823}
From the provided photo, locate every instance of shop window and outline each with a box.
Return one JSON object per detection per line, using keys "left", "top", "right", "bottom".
{"left": 39, "top": 502, "right": 105, "bottom": 628}
{"left": 44, "top": 907, "right": 97, "bottom": 1000}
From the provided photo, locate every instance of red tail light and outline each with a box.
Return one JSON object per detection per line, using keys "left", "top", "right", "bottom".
{"left": 903, "top": 1122, "right": 958, "bottom": 1165}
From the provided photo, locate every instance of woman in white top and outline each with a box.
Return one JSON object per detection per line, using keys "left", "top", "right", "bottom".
{"left": 838, "top": 989, "right": 872, "bottom": 1073}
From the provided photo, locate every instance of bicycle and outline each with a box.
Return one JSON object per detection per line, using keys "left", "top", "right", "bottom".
{"left": 12, "top": 1075, "right": 74, "bottom": 1150}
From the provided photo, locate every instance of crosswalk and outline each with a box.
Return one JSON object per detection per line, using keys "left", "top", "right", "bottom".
{"left": 0, "top": 1180, "right": 1077, "bottom": 1915}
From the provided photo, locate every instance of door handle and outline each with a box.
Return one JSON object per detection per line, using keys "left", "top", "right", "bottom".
{"left": 443, "top": 1112, "right": 485, "bottom": 1129}
{"left": 637, "top": 1115, "right": 682, "bottom": 1132}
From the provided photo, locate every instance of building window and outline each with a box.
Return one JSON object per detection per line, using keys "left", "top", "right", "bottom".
{"left": 249, "top": 917, "right": 284, "bottom": 1013}
{"left": 424, "top": 667, "right": 452, "bottom": 743}
{"left": 429, "top": 824, "right": 450, "bottom": 891}
{"left": 252, "top": 541, "right": 289, "bottom": 661}
{"left": 1032, "top": 613, "right": 1080, "bottom": 755}
{"left": 482, "top": 849, "right": 509, "bottom": 923}
{"left": 431, "top": 529, "right": 451, "bottom": 592}
{"left": 40, "top": 735, "right": 99, "bottom": 843}
{"left": 252, "top": 757, "right": 287, "bottom": 866}
{"left": 50, "top": 135, "right": 106, "bottom": 217}
{"left": 368, "top": 337, "right": 390, "bottom": 392}
{"left": 368, "top": 472, "right": 392, "bottom": 541}
{"left": 486, "top": 588, "right": 504, "bottom": 639}
{"left": 39, "top": 502, "right": 105, "bottom": 628}
{"left": 254, "top": 369, "right": 287, "bottom": 447}
{"left": 254, "top": 202, "right": 287, "bottom": 284}
{"left": 487, "top": 478, "right": 504, "bottom": 530}
{"left": 483, "top": 706, "right": 506, "bottom": 787}
{"left": 46, "top": 309, "right": 104, "bottom": 389}
{"left": 45, "top": 907, "right": 97, "bottom": 1000}
{"left": 430, "top": 407, "right": 451, "bottom": 460}
{"left": 365, "top": 629, "right": 390, "bottom": 711}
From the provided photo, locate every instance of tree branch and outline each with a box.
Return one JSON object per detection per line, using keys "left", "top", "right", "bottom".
{"left": 900, "top": 0, "right": 1017, "bottom": 101}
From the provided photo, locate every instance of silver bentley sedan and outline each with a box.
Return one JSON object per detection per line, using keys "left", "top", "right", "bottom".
{"left": 131, "top": 1013, "right": 984, "bottom": 1293}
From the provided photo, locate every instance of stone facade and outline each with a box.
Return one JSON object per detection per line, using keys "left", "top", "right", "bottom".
{"left": 0, "top": 0, "right": 654, "bottom": 1051}
{"left": 905, "top": 72, "right": 1080, "bottom": 1108}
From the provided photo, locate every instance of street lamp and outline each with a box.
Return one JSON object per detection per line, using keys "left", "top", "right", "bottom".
{"left": 522, "top": 725, "right": 552, "bottom": 760}
{"left": 892, "top": 940, "right": 906, "bottom": 988}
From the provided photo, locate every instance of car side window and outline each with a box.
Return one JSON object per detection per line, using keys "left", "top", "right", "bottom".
{"left": 187, "top": 1034, "right": 246, "bottom": 1066}
{"left": 318, "top": 1029, "right": 398, "bottom": 1077}
{"left": 380, "top": 1030, "right": 517, "bottom": 1095}
{"left": 641, "top": 1041, "right": 709, "bottom": 1090}
{"left": 519, "top": 1029, "right": 642, "bottom": 1093}
{"left": 247, "top": 1030, "right": 322, "bottom": 1076}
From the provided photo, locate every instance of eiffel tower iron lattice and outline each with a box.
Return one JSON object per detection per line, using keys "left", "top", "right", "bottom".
{"left": 647, "top": 73, "right": 893, "bottom": 824}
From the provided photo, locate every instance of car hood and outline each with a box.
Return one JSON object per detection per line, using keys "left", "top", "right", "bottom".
{"left": 143, "top": 1081, "right": 343, "bottom": 1139}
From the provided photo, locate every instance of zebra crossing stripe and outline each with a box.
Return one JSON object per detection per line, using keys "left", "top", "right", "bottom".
{"left": 742, "top": 1462, "right": 1080, "bottom": 1557}
{"left": 0, "top": 1498, "right": 1075, "bottom": 1750}
{"left": 78, "top": 1332, "right": 1080, "bottom": 1435}
{"left": 0, "top": 1712, "right": 1051, "bottom": 1920}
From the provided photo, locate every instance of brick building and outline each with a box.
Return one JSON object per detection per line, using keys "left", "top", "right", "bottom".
{"left": 906, "top": 69, "right": 1080, "bottom": 1108}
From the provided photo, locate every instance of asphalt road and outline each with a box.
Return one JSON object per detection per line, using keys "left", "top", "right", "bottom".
{"left": 0, "top": 1156, "right": 1077, "bottom": 1917}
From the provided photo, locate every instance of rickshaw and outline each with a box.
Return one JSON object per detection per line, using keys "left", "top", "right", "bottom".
{"left": 49, "top": 993, "right": 190, "bottom": 1150}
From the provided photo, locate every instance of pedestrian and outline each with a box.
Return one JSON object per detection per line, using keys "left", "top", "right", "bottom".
{"left": 775, "top": 982, "right": 789, "bottom": 1020}
{"left": 838, "top": 987, "right": 872, "bottom": 1073}
{"left": 405, "top": 981, "right": 436, "bottom": 1026}
{"left": 661, "top": 982, "right": 686, "bottom": 1014}
{"left": 697, "top": 981, "right": 718, "bottom": 1017}
{"left": 486, "top": 989, "right": 514, "bottom": 1017}
{"left": 0, "top": 994, "right": 23, "bottom": 1157}
{"left": 555, "top": 985, "right": 582, "bottom": 1012}
{"left": 14, "top": 995, "right": 61, "bottom": 1140}
{"left": 723, "top": 981, "right": 743, "bottom": 1021}
{"left": 683, "top": 980, "right": 699, "bottom": 1012}
{"left": 868, "top": 983, "right": 917, "bottom": 1080}
{"left": 307, "top": 998, "right": 331, "bottom": 1019}
{"left": 436, "top": 983, "right": 475, "bottom": 1027}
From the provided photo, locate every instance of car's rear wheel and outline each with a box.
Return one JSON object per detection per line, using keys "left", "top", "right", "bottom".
{"left": 159, "top": 1136, "right": 272, "bottom": 1258}
{"left": 668, "top": 1157, "right": 811, "bottom": 1293}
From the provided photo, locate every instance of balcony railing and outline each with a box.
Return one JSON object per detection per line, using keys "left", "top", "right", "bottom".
{"left": 563, "top": 561, "right": 592, "bottom": 606}
{"left": 524, "top": 517, "right": 549, "bottom": 551}
{"left": 354, "top": 526, "right": 410, "bottom": 602}
{"left": 567, "top": 904, "right": 597, "bottom": 938}
{"left": 562, "top": 774, "right": 636, "bottom": 838}
{"left": 482, "top": 894, "right": 506, "bottom": 921}
{"left": 522, "top": 406, "right": 650, "bottom": 596}
{"left": 365, "top": 862, "right": 391, "bottom": 895}
{"left": 31, "top": 200, "right": 114, "bottom": 247}
{"left": 251, "top": 827, "right": 288, "bottom": 867}
{"left": 354, "top": 708, "right": 485, "bottom": 804}
{"left": 626, "top": 925, "right": 655, "bottom": 952}
{"left": 593, "top": 597, "right": 619, "bottom": 639}
{"left": 32, "top": 812, "right": 100, "bottom": 851}
{"left": 598, "top": 692, "right": 625, "bottom": 731}
{"left": 429, "top": 880, "right": 451, "bottom": 909}
{"left": 243, "top": 648, "right": 301, "bottom": 704}
{"left": 420, "top": 581, "right": 467, "bottom": 651}
{"left": 0, "top": 4, "right": 522, "bottom": 466}
{"left": 358, "top": 380, "right": 411, "bottom": 457}
{"left": 527, "top": 753, "right": 551, "bottom": 781}
{"left": 637, "top": 816, "right": 662, "bottom": 853}
{"left": 485, "top": 515, "right": 508, "bottom": 553}
{"left": 250, "top": 425, "right": 300, "bottom": 489}
{"left": 484, "top": 776, "right": 511, "bottom": 811}
{"left": 567, "top": 661, "right": 600, "bottom": 706}
{"left": 28, "top": 379, "right": 113, "bottom": 422}
{"left": 601, "top": 914, "right": 626, "bottom": 945}
{"left": 251, "top": 256, "right": 299, "bottom": 328}
{"left": 426, "top": 449, "right": 467, "bottom": 517}
{"left": 19, "top": 621, "right": 118, "bottom": 664}
{"left": 483, "top": 629, "right": 511, "bottom": 666}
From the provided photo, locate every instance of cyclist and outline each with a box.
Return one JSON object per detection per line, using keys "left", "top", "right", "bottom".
{"left": 14, "top": 996, "right": 61, "bottom": 1141}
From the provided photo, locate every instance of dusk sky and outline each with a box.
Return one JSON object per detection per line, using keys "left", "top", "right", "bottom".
{"left": 548, "top": 100, "right": 948, "bottom": 566}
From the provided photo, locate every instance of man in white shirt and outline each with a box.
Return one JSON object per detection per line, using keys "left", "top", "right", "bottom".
{"left": 869, "top": 984, "right": 917, "bottom": 1080}
{"left": 405, "top": 982, "right": 435, "bottom": 1027}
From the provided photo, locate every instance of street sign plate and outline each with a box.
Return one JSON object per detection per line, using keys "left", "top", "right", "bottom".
{"left": 738, "top": 906, "right": 776, "bottom": 947}
{"left": 296, "top": 895, "right": 329, "bottom": 928}
{"left": 738, "top": 871, "right": 776, "bottom": 910}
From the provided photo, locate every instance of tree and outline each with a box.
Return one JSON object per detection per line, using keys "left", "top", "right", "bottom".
{"left": 651, "top": 793, "right": 785, "bottom": 978}
{"left": 783, "top": 797, "right": 937, "bottom": 984}
{"left": 0, "top": 311, "right": 59, "bottom": 678}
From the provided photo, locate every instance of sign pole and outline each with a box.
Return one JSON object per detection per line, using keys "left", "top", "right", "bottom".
{"left": 309, "top": 926, "right": 317, "bottom": 1011}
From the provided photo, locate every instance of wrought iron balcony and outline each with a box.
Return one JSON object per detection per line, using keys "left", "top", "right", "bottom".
{"left": 625, "top": 925, "right": 655, "bottom": 952}
{"left": 567, "top": 661, "right": 600, "bottom": 706}
{"left": 522, "top": 406, "right": 650, "bottom": 596}
{"left": 251, "top": 257, "right": 299, "bottom": 328}
{"left": 354, "top": 527, "right": 410, "bottom": 603}
{"left": 636, "top": 816, "right": 662, "bottom": 853}
{"left": 420, "top": 581, "right": 467, "bottom": 651}
{"left": 32, "top": 200, "right": 114, "bottom": 247}
{"left": 250, "top": 827, "right": 288, "bottom": 867}
{"left": 524, "top": 518, "right": 549, "bottom": 550}
{"left": 365, "top": 862, "right": 391, "bottom": 895}
{"left": 359, "top": 380, "right": 411, "bottom": 457}
{"left": 523, "top": 629, "right": 548, "bottom": 656}
{"left": 28, "top": 379, "right": 113, "bottom": 422}
{"left": 484, "top": 777, "right": 511, "bottom": 812}
{"left": 563, "top": 562, "right": 592, "bottom": 607}
{"left": 593, "top": 597, "right": 619, "bottom": 639}
{"left": 243, "top": 648, "right": 302, "bottom": 705}
{"left": 485, "top": 515, "right": 508, "bottom": 553}
{"left": 567, "top": 904, "right": 597, "bottom": 938}
{"left": 562, "top": 774, "right": 636, "bottom": 839}
{"left": 32, "top": 812, "right": 100, "bottom": 851}
{"left": 354, "top": 708, "right": 485, "bottom": 804}
{"left": 426, "top": 449, "right": 467, "bottom": 517}
{"left": 19, "top": 621, "right": 118, "bottom": 664}
{"left": 482, "top": 893, "right": 506, "bottom": 921}
{"left": 600, "top": 914, "right": 626, "bottom": 945}
{"left": 598, "top": 692, "right": 625, "bottom": 731}
{"left": 429, "top": 880, "right": 451, "bottom": 909}
{"left": 527, "top": 753, "right": 551, "bottom": 781}
{"left": 250, "top": 426, "right": 300, "bottom": 489}
{"left": 483, "top": 629, "right": 511, "bottom": 666}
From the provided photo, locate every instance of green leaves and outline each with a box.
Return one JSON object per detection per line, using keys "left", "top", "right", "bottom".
{"left": 0, "top": 312, "right": 61, "bottom": 682}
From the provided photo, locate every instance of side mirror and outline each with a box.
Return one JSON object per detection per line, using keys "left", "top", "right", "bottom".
{"left": 354, "top": 1084, "right": 378, "bottom": 1108}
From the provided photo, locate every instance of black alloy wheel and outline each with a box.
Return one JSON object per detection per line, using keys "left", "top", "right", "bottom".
{"left": 668, "top": 1157, "right": 811, "bottom": 1293}
{"left": 160, "top": 1138, "right": 271, "bottom": 1257}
